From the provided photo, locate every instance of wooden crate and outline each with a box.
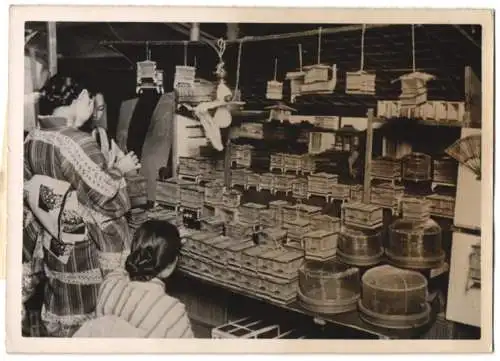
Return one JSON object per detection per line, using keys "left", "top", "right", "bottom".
{"left": 432, "top": 157, "right": 458, "bottom": 186}
{"left": 222, "top": 188, "right": 242, "bottom": 208}
{"left": 283, "top": 204, "right": 322, "bottom": 224}
{"left": 258, "top": 173, "right": 275, "bottom": 192}
{"left": 183, "top": 231, "right": 220, "bottom": 256}
{"left": 283, "top": 154, "right": 303, "bottom": 174}
{"left": 241, "top": 246, "right": 275, "bottom": 272}
{"left": 226, "top": 239, "right": 256, "bottom": 267}
{"left": 272, "top": 174, "right": 295, "bottom": 195}
{"left": 270, "top": 153, "right": 285, "bottom": 172}
{"left": 350, "top": 184, "right": 364, "bottom": 202}
{"left": 177, "top": 157, "right": 203, "bottom": 177}
{"left": 259, "top": 227, "right": 287, "bottom": 246}
{"left": 200, "top": 216, "right": 225, "bottom": 234}
{"left": 239, "top": 202, "right": 268, "bottom": 224}
{"left": 370, "top": 182, "right": 405, "bottom": 210}
{"left": 231, "top": 144, "right": 254, "bottom": 168}
{"left": 283, "top": 219, "right": 311, "bottom": 246}
{"left": 372, "top": 157, "right": 402, "bottom": 180}
{"left": 206, "top": 236, "right": 235, "bottom": 265}
{"left": 291, "top": 177, "right": 308, "bottom": 199}
{"left": 259, "top": 209, "right": 278, "bottom": 228}
{"left": 180, "top": 184, "right": 205, "bottom": 209}
{"left": 257, "top": 248, "right": 304, "bottom": 279}
{"left": 311, "top": 214, "right": 341, "bottom": 234}
{"left": 156, "top": 178, "right": 182, "bottom": 206}
{"left": 244, "top": 171, "right": 261, "bottom": 191}
{"left": 342, "top": 202, "right": 384, "bottom": 229}
{"left": 308, "top": 172, "right": 339, "bottom": 199}
{"left": 426, "top": 193, "right": 456, "bottom": 219}
{"left": 330, "top": 183, "right": 351, "bottom": 201}
{"left": 226, "top": 220, "right": 259, "bottom": 240}
{"left": 304, "top": 230, "right": 338, "bottom": 261}
{"left": 204, "top": 181, "right": 225, "bottom": 206}
{"left": 259, "top": 274, "right": 299, "bottom": 305}
{"left": 269, "top": 200, "right": 290, "bottom": 226}
{"left": 301, "top": 155, "right": 317, "bottom": 174}
{"left": 231, "top": 167, "right": 249, "bottom": 188}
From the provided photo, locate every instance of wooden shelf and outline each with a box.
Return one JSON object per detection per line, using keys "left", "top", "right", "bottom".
{"left": 374, "top": 117, "right": 464, "bottom": 128}
{"left": 176, "top": 268, "right": 438, "bottom": 340}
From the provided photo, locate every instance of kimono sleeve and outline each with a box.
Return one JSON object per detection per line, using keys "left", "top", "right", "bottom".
{"left": 55, "top": 133, "right": 131, "bottom": 218}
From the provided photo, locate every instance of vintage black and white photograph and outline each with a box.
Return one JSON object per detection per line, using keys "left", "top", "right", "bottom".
{"left": 6, "top": 5, "right": 494, "bottom": 354}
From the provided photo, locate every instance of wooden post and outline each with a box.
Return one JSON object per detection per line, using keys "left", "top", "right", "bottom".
{"left": 227, "top": 23, "right": 239, "bottom": 41}
{"left": 224, "top": 139, "right": 232, "bottom": 188}
{"left": 363, "top": 108, "right": 374, "bottom": 203}
{"left": 190, "top": 23, "right": 200, "bottom": 42}
{"left": 47, "top": 22, "right": 57, "bottom": 76}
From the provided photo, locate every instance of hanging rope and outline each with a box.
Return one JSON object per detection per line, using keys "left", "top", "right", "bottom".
{"left": 145, "top": 41, "right": 150, "bottom": 60}
{"left": 183, "top": 41, "right": 188, "bottom": 66}
{"left": 273, "top": 57, "right": 278, "bottom": 81}
{"left": 411, "top": 24, "right": 416, "bottom": 72}
{"left": 298, "top": 43, "right": 303, "bottom": 71}
{"left": 360, "top": 24, "right": 366, "bottom": 72}
{"left": 317, "top": 27, "right": 322, "bottom": 64}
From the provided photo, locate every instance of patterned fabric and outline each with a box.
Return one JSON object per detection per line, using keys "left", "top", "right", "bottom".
{"left": 93, "top": 269, "right": 194, "bottom": 338}
{"left": 23, "top": 119, "right": 132, "bottom": 337}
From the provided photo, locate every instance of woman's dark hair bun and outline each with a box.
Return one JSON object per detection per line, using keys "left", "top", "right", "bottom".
{"left": 38, "top": 74, "right": 85, "bottom": 116}
{"left": 125, "top": 246, "right": 157, "bottom": 282}
{"left": 125, "top": 220, "right": 182, "bottom": 282}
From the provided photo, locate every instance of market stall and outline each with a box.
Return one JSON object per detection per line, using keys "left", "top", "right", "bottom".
{"left": 23, "top": 21, "right": 483, "bottom": 340}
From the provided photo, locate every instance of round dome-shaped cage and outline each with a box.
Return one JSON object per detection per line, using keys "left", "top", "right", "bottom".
{"left": 298, "top": 259, "right": 360, "bottom": 314}
{"left": 359, "top": 265, "right": 431, "bottom": 329}
{"left": 337, "top": 226, "right": 384, "bottom": 267}
{"left": 387, "top": 217, "right": 445, "bottom": 269}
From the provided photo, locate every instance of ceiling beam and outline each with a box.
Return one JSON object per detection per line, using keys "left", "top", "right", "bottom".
{"left": 227, "top": 24, "right": 396, "bottom": 43}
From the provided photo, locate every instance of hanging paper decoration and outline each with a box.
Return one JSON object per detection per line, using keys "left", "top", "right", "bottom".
{"left": 136, "top": 43, "right": 164, "bottom": 94}
{"left": 300, "top": 28, "right": 338, "bottom": 95}
{"left": 265, "top": 102, "right": 297, "bottom": 123}
{"left": 346, "top": 25, "right": 376, "bottom": 95}
{"left": 266, "top": 58, "right": 284, "bottom": 100}
{"left": 174, "top": 41, "right": 196, "bottom": 90}
{"left": 179, "top": 38, "right": 244, "bottom": 152}
{"left": 285, "top": 44, "right": 305, "bottom": 103}
{"left": 392, "top": 25, "right": 435, "bottom": 118}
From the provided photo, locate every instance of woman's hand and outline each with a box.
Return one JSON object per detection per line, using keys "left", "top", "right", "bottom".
{"left": 114, "top": 151, "right": 141, "bottom": 175}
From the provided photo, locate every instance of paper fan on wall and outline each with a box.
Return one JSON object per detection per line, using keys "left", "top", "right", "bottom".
{"left": 445, "top": 134, "right": 481, "bottom": 180}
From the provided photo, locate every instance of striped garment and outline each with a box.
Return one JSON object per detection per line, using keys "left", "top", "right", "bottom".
{"left": 23, "top": 118, "right": 132, "bottom": 337}
{"left": 94, "top": 269, "right": 194, "bottom": 338}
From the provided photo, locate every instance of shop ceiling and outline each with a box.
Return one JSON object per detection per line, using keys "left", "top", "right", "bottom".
{"left": 26, "top": 22, "right": 481, "bottom": 114}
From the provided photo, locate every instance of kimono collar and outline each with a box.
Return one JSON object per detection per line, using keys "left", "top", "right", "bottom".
{"left": 38, "top": 116, "right": 68, "bottom": 130}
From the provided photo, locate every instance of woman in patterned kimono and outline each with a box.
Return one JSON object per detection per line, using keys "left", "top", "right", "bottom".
{"left": 23, "top": 74, "right": 140, "bottom": 337}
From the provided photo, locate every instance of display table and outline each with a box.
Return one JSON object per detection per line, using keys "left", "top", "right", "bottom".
{"left": 174, "top": 267, "right": 438, "bottom": 340}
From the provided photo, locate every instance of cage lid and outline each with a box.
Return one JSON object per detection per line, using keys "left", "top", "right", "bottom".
{"left": 243, "top": 245, "right": 274, "bottom": 257}
{"left": 242, "top": 202, "right": 268, "bottom": 210}
{"left": 188, "top": 231, "right": 220, "bottom": 241}
{"left": 269, "top": 200, "right": 290, "bottom": 207}
{"left": 305, "top": 230, "right": 335, "bottom": 238}
{"left": 362, "top": 265, "right": 428, "bottom": 291}
{"left": 342, "top": 202, "right": 382, "bottom": 212}
{"left": 228, "top": 239, "right": 255, "bottom": 251}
